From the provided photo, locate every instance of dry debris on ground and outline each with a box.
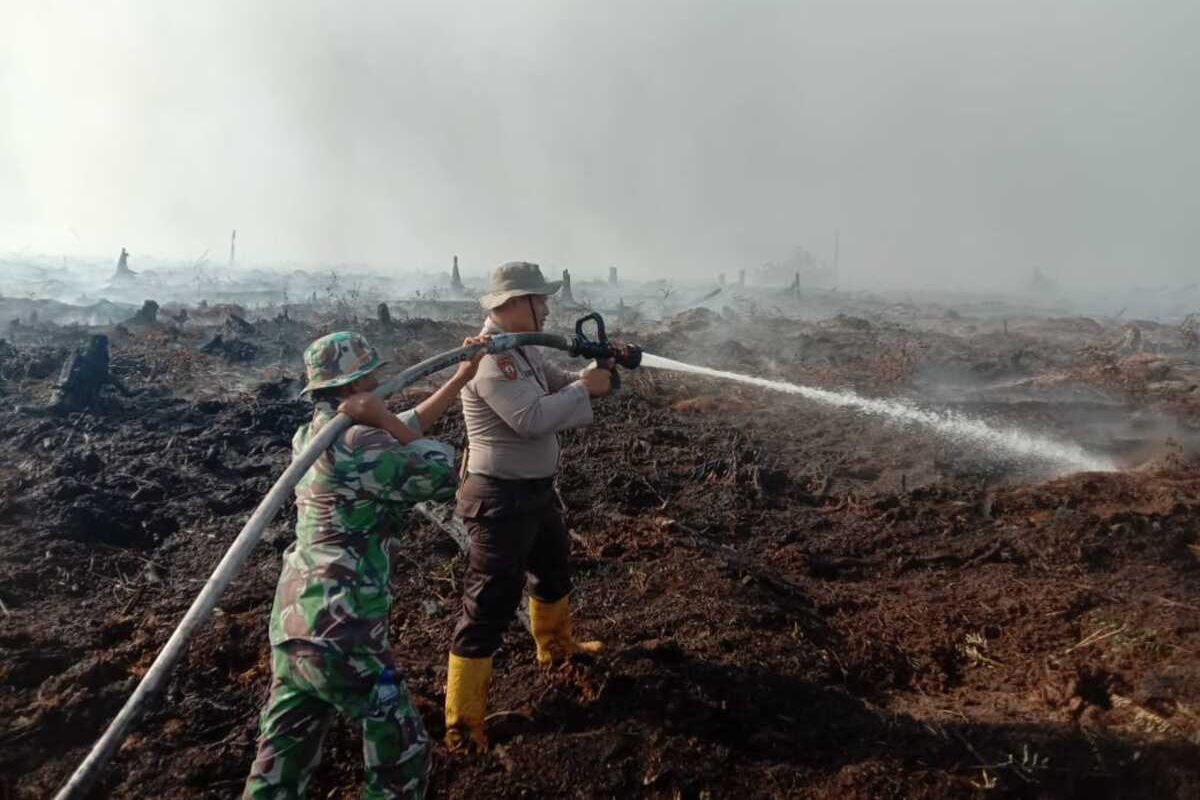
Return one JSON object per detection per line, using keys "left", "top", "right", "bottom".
{"left": 1, "top": 299, "right": 1198, "bottom": 798}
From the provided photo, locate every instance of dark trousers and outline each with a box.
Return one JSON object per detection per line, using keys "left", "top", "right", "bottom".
{"left": 450, "top": 474, "right": 572, "bottom": 658}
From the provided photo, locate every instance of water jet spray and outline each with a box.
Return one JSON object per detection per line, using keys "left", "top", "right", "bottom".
{"left": 640, "top": 353, "right": 1116, "bottom": 474}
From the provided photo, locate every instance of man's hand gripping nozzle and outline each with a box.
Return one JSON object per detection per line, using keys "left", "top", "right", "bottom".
{"left": 565, "top": 312, "right": 642, "bottom": 391}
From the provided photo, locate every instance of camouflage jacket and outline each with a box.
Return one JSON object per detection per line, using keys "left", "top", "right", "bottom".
{"left": 269, "top": 403, "right": 457, "bottom": 655}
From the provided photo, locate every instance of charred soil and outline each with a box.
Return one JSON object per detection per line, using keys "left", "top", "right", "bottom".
{"left": 1, "top": 307, "right": 1199, "bottom": 799}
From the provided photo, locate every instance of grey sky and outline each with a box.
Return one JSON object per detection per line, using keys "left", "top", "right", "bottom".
{"left": 2, "top": 0, "right": 1197, "bottom": 288}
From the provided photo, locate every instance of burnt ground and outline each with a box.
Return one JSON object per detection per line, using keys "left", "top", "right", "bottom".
{"left": 1, "top": 302, "right": 1199, "bottom": 798}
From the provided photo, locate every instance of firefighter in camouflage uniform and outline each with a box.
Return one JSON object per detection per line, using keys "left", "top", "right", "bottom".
{"left": 244, "top": 330, "right": 487, "bottom": 800}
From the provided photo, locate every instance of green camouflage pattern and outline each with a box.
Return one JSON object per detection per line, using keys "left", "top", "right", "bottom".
{"left": 302, "top": 331, "right": 387, "bottom": 394}
{"left": 244, "top": 644, "right": 429, "bottom": 799}
{"left": 268, "top": 404, "right": 457, "bottom": 655}
{"left": 247, "top": 402, "right": 451, "bottom": 796}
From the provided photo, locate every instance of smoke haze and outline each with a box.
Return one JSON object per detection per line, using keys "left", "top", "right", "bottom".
{"left": 2, "top": 0, "right": 1198, "bottom": 289}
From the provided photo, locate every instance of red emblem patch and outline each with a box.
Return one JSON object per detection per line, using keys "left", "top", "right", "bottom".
{"left": 497, "top": 356, "right": 518, "bottom": 381}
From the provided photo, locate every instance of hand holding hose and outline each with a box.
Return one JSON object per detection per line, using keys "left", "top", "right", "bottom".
{"left": 339, "top": 335, "right": 490, "bottom": 440}
{"left": 453, "top": 335, "right": 491, "bottom": 383}
{"left": 338, "top": 393, "right": 391, "bottom": 427}
{"left": 338, "top": 394, "right": 419, "bottom": 444}
{"left": 581, "top": 365, "right": 612, "bottom": 397}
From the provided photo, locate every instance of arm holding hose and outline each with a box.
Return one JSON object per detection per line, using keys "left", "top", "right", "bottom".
{"left": 473, "top": 363, "right": 601, "bottom": 440}
{"left": 412, "top": 335, "right": 490, "bottom": 428}
{"left": 544, "top": 353, "right": 612, "bottom": 400}
{"left": 542, "top": 359, "right": 580, "bottom": 393}
{"left": 338, "top": 335, "right": 490, "bottom": 440}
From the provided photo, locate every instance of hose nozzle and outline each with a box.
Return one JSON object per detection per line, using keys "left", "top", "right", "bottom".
{"left": 566, "top": 312, "right": 642, "bottom": 368}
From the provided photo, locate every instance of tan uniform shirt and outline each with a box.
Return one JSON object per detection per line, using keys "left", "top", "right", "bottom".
{"left": 462, "top": 318, "right": 593, "bottom": 479}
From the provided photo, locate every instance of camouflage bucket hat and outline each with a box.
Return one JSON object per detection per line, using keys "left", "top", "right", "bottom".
{"left": 479, "top": 261, "right": 562, "bottom": 310}
{"left": 301, "top": 331, "right": 388, "bottom": 395}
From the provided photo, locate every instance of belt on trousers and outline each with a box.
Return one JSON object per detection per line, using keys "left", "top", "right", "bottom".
{"left": 466, "top": 473, "right": 555, "bottom": 490}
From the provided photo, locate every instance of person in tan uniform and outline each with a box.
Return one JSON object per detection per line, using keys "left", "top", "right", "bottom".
{"left": 444, "top": 262, "right": 611, "bottom": 750}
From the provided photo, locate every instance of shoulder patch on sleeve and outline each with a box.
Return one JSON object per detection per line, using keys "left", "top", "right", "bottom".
{"left": 496, "top": 356, "right": 519, "bottom": 381}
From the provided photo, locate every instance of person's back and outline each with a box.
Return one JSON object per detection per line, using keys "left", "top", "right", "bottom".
{"left": 270, "top": 404, "right": 456, "bottom": 656}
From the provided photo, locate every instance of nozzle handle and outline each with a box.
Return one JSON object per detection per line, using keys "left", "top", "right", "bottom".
{"left": 593, "top": 358, "right": 620, "bottom": 393}
{"left": 575, "top": 312, "right": 607, "bottom": 344}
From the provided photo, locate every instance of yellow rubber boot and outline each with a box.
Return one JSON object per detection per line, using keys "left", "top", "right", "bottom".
{"left": 528, "top": 596, "right": 604, "bottom": 665}
{"left": 444, "top": 654, "right": 492, "bottom": 752}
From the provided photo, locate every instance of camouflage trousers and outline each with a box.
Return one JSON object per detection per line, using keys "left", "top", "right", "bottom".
{"left": 244, "top": 643, "right": 430, "bottom": 800}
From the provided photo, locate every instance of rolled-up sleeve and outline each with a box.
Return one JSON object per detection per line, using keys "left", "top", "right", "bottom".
{"left": 396, "top": 408, "right": 422, "bottom": 436}
{"left": 476, "top": 376, "right": 593, "bottom": 439}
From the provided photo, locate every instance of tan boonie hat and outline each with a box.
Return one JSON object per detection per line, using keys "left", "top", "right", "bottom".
{"left": 479, "top": 261, "right": 562, "bottom": 310}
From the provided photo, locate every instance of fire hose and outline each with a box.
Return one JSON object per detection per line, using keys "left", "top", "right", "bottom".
{"left": 56, "top": 318, "right": 640, "bottom": 799}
